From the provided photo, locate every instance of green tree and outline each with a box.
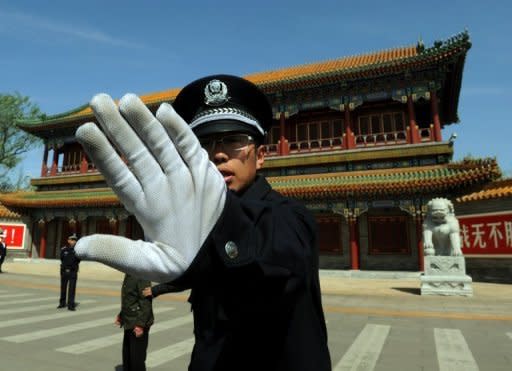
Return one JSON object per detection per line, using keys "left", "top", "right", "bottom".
{"left": 0, "top": 93, "right": 43, "bottom": 189}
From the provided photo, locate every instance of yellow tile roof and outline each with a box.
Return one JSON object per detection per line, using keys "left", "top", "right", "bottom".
{"left": 457, "top": 179, "right": 512, "bottom": 202}
{"left": 0, "top": 159, "right": 499, "bottom": 208}
{"left": 245, "top": 46, "right": 417, "bottom": 86}
{"left": 0, "top": 203, "right": 21, "bottom": 219}
{"left": 45, "top": 45, "right": 419, "bottom": 122}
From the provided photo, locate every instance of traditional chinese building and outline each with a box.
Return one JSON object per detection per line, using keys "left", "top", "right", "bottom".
{"left": 1, "top": 30, "right": 507, "bottom": 272}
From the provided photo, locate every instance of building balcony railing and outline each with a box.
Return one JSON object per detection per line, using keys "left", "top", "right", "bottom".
{"left": 354, "top": 130, "right": 408, "bottom": 148}
{"left": 289, "top": 138, "right": 344, "bottom": 153}
{"left": 41, "top": 127, "right": 436, "bottom": 176}
{"left": 264, "top": 137, "right": 344, "bottom": 157}
{"left": 41, "top": 162, "right": 97, "bottom": 177}
{"left": 263, "top": 128, "right": 436, "bottom": 157}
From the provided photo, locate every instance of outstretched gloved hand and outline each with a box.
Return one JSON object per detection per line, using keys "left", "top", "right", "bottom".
{"left": 74, "top": 94, "right": 226, "bottom": 282}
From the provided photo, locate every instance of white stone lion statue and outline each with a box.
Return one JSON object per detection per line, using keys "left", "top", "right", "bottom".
{"left": 422, "top": 197, "right": 463, "bottom": 256}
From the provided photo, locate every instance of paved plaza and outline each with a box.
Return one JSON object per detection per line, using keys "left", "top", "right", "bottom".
{"left": 0, "top": 259, "right": 511, "bottom": 370}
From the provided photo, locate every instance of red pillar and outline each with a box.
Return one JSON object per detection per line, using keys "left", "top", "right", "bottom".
{"left": 344, "top": 108, "right": 355, "bottom": 149}
{"left": 430, "top": 90, "right": 442, "bottom": 142}
{"left": 279, "top": 112, "right": 289, "bottom": 155}
{"left": 50, "top": 148, "right": 59, "bottom": 176}
{"left": 80, "top": 151, "right": 88, "bottom": 173}
{"left": 349, "top": 219, "right": 359, "bottom": 270}
{"left": 38, "top": 221, "right": 47, "bottom": 259}
{"left": 416, "top": 216, "right": 424, "bottom": 271}
{"left": 407, "top": 95, "right": 420, "bottom": 144}
{"left": 41, "top": 144, "right": 49, "bottom": 177}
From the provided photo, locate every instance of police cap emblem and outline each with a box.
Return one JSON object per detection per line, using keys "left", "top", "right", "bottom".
{"left": 204, "top": 79, "right": 229, "bottom": 106}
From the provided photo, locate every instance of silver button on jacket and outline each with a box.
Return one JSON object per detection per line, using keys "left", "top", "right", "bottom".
{"left": 224, "top": 241, "right": 239, "bottom": 259}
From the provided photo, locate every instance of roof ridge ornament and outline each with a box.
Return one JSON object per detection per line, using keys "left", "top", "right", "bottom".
{"left": 204, "top": 79, "right": 230, "bottom": 106}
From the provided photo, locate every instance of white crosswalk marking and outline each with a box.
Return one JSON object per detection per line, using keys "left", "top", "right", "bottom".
{"left": 0, "top": 296, "right": 56, "bottom": 307}
{"left": 507, "top": 332, "right": 512, "bottom": 340}
{"left": 333, "top": 324, "right": 390, "bottom": 371}
{"left": 0, "top": 299, "right": 96, "bottom": 315}
{"left": 146, "top": 337, "right": 195, "bottom": 368}
{"left": 434, "top": 328, "right": 479, "bottom": 371}
{"left": 0, "top": 293, "right": 32, "bottom": 299}
{"left": 57, "top": 312, "right": 192, "bottom": 354}
{"left": 0, "top": 303, "right": 120, "bottom": 329}
{"left": 1, "top": 307, "right": 174, "bottom": 343}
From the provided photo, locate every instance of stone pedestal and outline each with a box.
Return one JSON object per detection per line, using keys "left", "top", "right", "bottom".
{"left": 420, "top": 256, "right": 473, "bottom": 296}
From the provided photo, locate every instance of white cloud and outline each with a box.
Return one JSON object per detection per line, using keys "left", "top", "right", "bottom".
{"left": 0, "top": 9, "right": 145, "bottom": 49}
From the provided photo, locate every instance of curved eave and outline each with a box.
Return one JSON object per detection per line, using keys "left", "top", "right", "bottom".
{"left": 17, "top": 88, "right": 180, "bottom": 133}
{"left": 0, "top": 188, "right": 120, "bottom": 208}
{"left": 251, "top": 44, "right": 470, "bottom": 93}
{"left": 456, "top": 179, "right": 512, "bottom": 203}
{"left": 18, "top": 32, "right": 470, "bottom": 130}
{"left": 0, "top": 203, "right": 22, "bottom": 219}
{"left": 1, "top": 159, "right": 498, "bottom": 208}
{"left": 270, "top": 160, "right": 499, "bottom": 200}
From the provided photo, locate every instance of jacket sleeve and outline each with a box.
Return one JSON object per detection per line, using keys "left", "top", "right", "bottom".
{"left": 151, "top": 282, "right": 180, "bottom": 298}
{"left": 135, "top": 280, "right": 154, "bottom": 327}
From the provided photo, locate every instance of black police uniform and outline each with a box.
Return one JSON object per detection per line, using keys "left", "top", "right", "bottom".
{"left": 171, "top": 74, "right": 331, "bottom": 371}
{"left": 59, "top": 243, "right": 80, "bottom": 309}
{"left": 0, "top": 239, "right": 6, "bottom": 273}
{"left": 174, "top": 176, "right": 331, "bottom": 371}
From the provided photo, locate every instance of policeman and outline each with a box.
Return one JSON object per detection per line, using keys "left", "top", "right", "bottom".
{"left": 75, "top": 75, "right": 332, "bottom": 370}
{"left": 58, "top": 234, "right": 80, "bottom": 310}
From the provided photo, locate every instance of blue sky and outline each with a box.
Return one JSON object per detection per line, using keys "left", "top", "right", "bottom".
{"left": 1, "top": 0, "right": 511, "bottom": 178}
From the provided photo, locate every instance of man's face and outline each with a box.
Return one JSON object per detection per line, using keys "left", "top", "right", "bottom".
{"left": 198, "top": 133, "right": 265, "bottom": 192}
{"left": 68, "top": 239, "right": 77, "bottom": 247}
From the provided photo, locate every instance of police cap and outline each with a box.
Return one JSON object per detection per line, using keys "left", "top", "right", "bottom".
{"left": 68, "top": 234, "right": 78, "bottom": 241}
{"left": 172, "top": 75, "right": 272, "bottom": 142}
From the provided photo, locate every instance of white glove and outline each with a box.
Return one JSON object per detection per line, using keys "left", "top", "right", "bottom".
{"left": 74, "top": 93, "right": 226, "bottom": 282}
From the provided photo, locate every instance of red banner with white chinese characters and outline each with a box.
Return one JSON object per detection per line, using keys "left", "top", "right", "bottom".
{"left": 458, "top": 212, "right": 512, "bottom": 254}
{"left": 0, "top": 223, "right": 26, "bottom": 250}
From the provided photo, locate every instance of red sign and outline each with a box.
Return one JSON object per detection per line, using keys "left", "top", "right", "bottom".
{"left": 0, "top": 223, "right": 26, "bottom": 250}
{"left": 458, "top": 212, "right": 512, "bottom": 254}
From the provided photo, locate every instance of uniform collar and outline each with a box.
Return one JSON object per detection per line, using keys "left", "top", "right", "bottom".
{"left": 238, "top": 175, "right": 271, "bottom": 201}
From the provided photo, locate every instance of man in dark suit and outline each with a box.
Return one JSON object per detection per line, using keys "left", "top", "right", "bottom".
{"left": 58, "top": 234, "right": 80, "bottom": 310}
{"left": 75, "top": 75, "right": 331, "bottom": 370}
{"left": 115, "top": 274, "right": 154, "bottom": 371}
{"left": 0, "top": 229, "right": 6, "bottom": 273}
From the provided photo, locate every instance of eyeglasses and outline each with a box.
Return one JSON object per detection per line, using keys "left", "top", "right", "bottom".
{"left": 199, "top": 134, "right": 255, "bottom": 158}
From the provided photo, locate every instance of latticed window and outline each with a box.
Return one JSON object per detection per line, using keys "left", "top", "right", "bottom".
{"left": 356, "top": 112, "right": 405, "bottom": 135}
{"left": 265, "top": 117, "right": 344, "bottom": 153}
{"left": 289, "top": 118, "right": 344, "bottom": 151}
{"left": 295, "top": 119, "right": 343, "bottom": 142}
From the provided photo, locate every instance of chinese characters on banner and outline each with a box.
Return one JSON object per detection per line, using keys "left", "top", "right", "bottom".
{"left": 458, "top": 213, "right": 512, "bottom": 254}
{"left": 0, "top": 223, "right": 26, "bottom": 250}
